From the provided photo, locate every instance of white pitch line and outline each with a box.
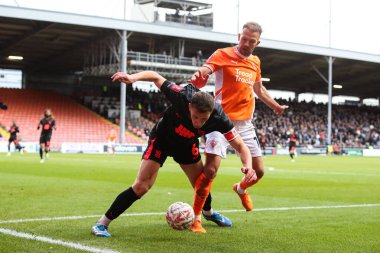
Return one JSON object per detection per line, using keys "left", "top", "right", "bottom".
{"left": 221, "top": 203, "right": 380, "bottom": 213}
{"left": 1, "top": 203, "right": 379, "bottom": 224}
{"left": 0, "top": 228, "right": 122, "bottom": 253}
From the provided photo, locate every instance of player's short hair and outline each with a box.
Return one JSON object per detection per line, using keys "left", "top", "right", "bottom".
{"left": 243, "top": 21, "right": 263, "bottom": 36}
{"left": 190, "top": 92, "right": 214, "bottom": 113}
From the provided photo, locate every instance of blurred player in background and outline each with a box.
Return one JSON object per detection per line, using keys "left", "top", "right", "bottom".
{"left": 7, "top": 121, "right": 24, "bottom": 156}
{"left": 107, "top": 129, "right": 117, "bottom": 155}
{"left": 91, "top": 70, "right": 255, "bottom": 236}
{"left": 37, "top": 108, "right": 56, "bottom": 163}
{"left": 190, "top": 21, "right": 288, "bottom": 211}
{"left": 288, "top": 130, "right": 298, "bottom": 162}
{"left": 0, "top": 101, "right": 7, "bottom": 110}
{"left": 260, "top": 133, "right": 267, "bottom": 156}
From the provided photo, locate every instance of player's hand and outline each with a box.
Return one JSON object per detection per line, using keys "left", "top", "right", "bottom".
{"left": 111, "top": 72, "right": 135, "bottom": 84}
{"left": 241, "top": 167, "right": 257, "bottom": 183}
{"left": 188, "top": 70, "right": 209, "bottom": 88}
{"left": 273, "top": 105, "right": 288, "bottom": 116}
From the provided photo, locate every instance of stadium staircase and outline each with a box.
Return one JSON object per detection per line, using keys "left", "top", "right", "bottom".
{"left": 0, "top": 88, "right": 147, "bottom": 150}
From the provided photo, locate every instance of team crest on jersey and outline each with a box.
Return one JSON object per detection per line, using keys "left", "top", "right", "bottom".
{"left": 168, "top": 84, "right": 184, "bottom": 93}
{"left": 210, "top": 139, "right": 218, "bottom": 148}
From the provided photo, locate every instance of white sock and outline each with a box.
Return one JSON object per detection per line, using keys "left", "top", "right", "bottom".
{"left": 194, "top": 215, "right": 202, "bottom": 221}
{"left": 202, "top": 208, "right": 213, "bottom": 217}
{"left": 237, "top": 184, "right": 246, "bottom": 195}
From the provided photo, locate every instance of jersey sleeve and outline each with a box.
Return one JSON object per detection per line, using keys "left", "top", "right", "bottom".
{"left": 203, "top": 49, "right": 224, "bottom": 73}
{"left": 213, "top": 105, "right": 239, "bottom": 142}
{"left": 160, "top": 80, "right": 185, "bottom": 109}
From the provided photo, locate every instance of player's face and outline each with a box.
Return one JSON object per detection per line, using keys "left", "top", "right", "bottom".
{"left": 44, "top": 109, "right": 51, "bottom": 118}
{"left": 188, "top": 104, "right": 211, "bottom": 129}
{"left": 237, "top": 28, "right": 261, "bottom": 57}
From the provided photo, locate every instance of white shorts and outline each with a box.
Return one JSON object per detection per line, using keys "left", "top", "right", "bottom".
{"left": 107, "top": 140, "right": 116, "bottom": 148}
{"left": 204, "top": 120, "right": 262, "bottom": 159}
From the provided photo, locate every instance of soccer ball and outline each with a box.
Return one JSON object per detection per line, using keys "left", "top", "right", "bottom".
{"left": 166, "top": 202, "right": 194, "bottom": 230}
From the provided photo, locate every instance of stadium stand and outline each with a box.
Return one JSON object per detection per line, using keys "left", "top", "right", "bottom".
{"left": 85, "top": 87, "right": 379, "bottom": 151}
{"left": 254, "top": 99, "right": 380, "bottom": 149}
{"left": 0, "top": 88, "right": 146, "bottom": 150}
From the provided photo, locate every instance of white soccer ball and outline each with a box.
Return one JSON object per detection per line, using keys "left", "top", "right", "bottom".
{"left": 166, "top": 202, "right": 194, "bottom": 230}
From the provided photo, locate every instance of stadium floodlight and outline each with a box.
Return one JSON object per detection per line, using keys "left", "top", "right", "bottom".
{"left": 8, "top": 55, "right": 23, "bottom": 60}
{"left": 333, "top": 84, "right": 343, "bottom": 89}
{"left": 261, "top": 77, "right": 270, "bottom": 82}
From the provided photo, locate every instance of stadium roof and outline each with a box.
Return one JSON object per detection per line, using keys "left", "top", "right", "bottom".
{"left": 1, "top": 5, "right": 380, "bottom": 99}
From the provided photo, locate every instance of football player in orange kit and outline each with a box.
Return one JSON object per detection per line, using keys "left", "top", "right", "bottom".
{"left": 190, "top": 21, "right": 288, "bottom": 232}
{"left": 107, "top": 129, "right": 117, "bottom": 155}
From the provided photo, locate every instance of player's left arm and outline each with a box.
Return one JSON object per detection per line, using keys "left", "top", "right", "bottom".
{"left": 52, "top": 120, "right": 57, "bottom": 130}
{"left": 253, "top": 80, "right": 288, "bottom": 115}
{"left": 111, "top": 71, "right": 166, "bottom": 89}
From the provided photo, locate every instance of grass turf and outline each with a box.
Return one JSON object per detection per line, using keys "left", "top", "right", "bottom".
{"left": 0, "top": 153, "right": 379, "bottom": 252}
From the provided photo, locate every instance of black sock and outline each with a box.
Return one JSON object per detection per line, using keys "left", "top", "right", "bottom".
{"left": 105, "top": 187, "right": 140, "bottom": 220}
{"left": 203, "top": 192, "right": 212, "bottom": 212}
{"left": 39, "top": 148, "right": 43, "bottom": 159}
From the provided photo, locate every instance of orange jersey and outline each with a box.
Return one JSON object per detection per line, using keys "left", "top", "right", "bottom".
{"left": 204, "top": 46, "right": 261, "bottom": 120}
{"left": 107, "top": 131, "right": 117, "bottom": 142}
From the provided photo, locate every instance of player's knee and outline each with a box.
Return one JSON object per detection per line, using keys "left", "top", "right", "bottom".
{"left": 203, "top": 166, "right": 217, "bottom": 179}
{"left": 132, "top": 181, "right": 151, "bottom": 197}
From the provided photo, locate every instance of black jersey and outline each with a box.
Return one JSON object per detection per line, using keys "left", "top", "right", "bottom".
{"left": 289, "top": 134, "right": 297, "bottom": 146}
{"left": 9, "top": 125, "right": 19, "bottom": 139}
{"left": 153, "top": 80, "right": 237, "bottom": 145}
{"left": 39, "top": 117, "right": 56, "bottom": 135}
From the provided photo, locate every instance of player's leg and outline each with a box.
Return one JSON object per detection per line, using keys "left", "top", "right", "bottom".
{"left": 14, "top": 139, "right": 22, "bottom": 152}
{"left": 233, "top": 122, "right": 263, "bottom": 211}
{"left": 180, "top": 160, "right": 208, "bottom": 233}
{"left": 92, "top": 135, "right": 166, "bottom": 237}
{"left": 39, "top": 136, "right": 45, "bottom": 162}
{"left": 92, "top": 159, "right": 161, "bottom": 237}
{"left": 195, "top": 132, "right": 232, "bottom": 229}
{"left": 7, "top": 139, "right": 12, "bottom": 156}
{"left": 45, "top": 139, "right": 51, "bottom": 159}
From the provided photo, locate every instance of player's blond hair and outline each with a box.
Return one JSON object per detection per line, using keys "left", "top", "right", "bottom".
{"left": 243, "top": 22, "right": 263, "bottom": 36}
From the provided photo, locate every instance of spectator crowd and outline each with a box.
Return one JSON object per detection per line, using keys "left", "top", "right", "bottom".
{"left": 86, "top": 87, "right": 380, "bottom": 149}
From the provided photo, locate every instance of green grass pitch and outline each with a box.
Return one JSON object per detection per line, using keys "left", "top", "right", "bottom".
{"left": 0, "top": 153, "right": 379, "bottom": 253}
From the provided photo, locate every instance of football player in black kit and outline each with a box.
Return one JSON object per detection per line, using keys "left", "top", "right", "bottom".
{"left": 37, "top": 109, "right": 56, "bottom": 163}
{"left": 91, "top": 70, "right": 257, "bottom": 236}
{"left": 7, "top": 122, "right": 25, "bottom": 156}
{"left": 288, "top": 130, "right": 297, "bottom": 162}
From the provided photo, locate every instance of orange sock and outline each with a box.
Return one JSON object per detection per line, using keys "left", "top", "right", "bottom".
{"left": 239, "top": 178, "right": 261, "bottom": 190}
{"left": 193, "top": 173, "right": 213, "bottom": 216}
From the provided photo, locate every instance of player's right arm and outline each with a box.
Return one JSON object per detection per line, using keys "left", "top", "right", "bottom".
{"left": 111, "top": 71, "right": 166, "bottom": 89}
{"left": 189, "top": 67, "right": 211, "bottom": 88}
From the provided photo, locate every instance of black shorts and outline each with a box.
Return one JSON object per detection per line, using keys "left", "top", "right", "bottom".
{"left": 40, "top": 134, "right": 52, "bottom": 145}
{"left": 289, "top": 143, "right": 296, "bottom": 153}
{"left": 8, "top": 137, "right": 16, "bottom": 143}
{"left": 142, "top": 134, "right": 201, "bottom": 167}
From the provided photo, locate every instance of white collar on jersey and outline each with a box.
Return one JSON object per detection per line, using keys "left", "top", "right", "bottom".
{"left": 233, "top": 46, "right": 250, "bottom": 59}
